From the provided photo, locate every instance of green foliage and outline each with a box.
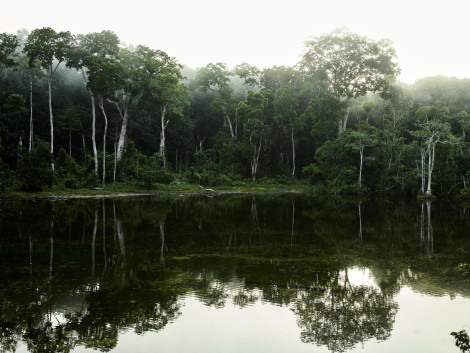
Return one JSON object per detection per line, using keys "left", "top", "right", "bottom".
{"left": 303, "top": 95, "right": 346, "bottom": 146}
{"left": 139, "top": 154, "right": 175, "bottom": 188}
{"left": 55, "top": 148, "right": 86, "bottom": 189}
{"left": 0, "top": 93, "right": 28, "bottom": 168}
{"left": 300, "top": 28, "right": 400, "bottom": 100}
{"left": 451, "top": 330, "right": 470, "bottom": 353}
{"left": 1, "top": 26, "right": 470, "bottom": 199}
{"left": 24, "top": 27, "right": 74, "bottom": 72}
{"left": 0, "top": 32, "right": 19, "bottom": 69}
{"left": 18, "top": 139, "right": 53, "bottom": 191}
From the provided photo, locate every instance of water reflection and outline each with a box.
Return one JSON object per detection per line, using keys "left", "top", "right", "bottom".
{"left": 0, "top": 196, "right": 469, "bottom": 352}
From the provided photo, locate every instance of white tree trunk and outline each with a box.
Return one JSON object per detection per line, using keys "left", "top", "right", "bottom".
{"left": 339, "top": 103, "right": 350, "bottom": 134}
{"left": 250, "top": 140, "right": 262, "bottom": 182}
{"left": 359, "top": 144, "right": 364, "bottom": 187}
{"left": 159, "top": 106, "right": 168, "bottom": 166}
{"left": 47, "top": 75, "right": 54, "bottom": 170}
{"left": 29, "top": 74, "right": 33, "bottom": 153}
{"left": 113, "top": 142, "right": 117, "bottom": 189}
{"left": 223, "top": 99, "right": 235, "bottom": 138}
{"left": 99, "top": 96, "right": 108, "bottom": 188}
{"left": 425, "top": 142, "right": 436, "bottom": 196}
{"left": 420, "top": 147, "right": 427, "bottom": 194}
{"left": 116, "top": 103, "right": 130, "bottom": 162}
{"left": 91, "top": 95, "right": 98, "bottom": 175}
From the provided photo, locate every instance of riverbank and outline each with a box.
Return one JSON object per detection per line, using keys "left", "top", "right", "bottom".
{"left": 0, "top": 182, "right": 309, "bottom": 200}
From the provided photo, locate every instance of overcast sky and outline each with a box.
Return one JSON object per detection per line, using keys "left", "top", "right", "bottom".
{"left": 3, "top": 0, "right": 470, "bottom": 83}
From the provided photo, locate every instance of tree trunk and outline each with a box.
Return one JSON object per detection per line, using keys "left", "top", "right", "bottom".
{"left": 420, "top": 147, "right": 426, "bottom": 194}
{"left": 17, "top": 137, "right": 22, "bottom": 172}
{"left": 116, "top": 103, "right": 130, "bottom": 161}
{"left": 82, "top": 134, "right": 86, "bottom": 163}
{"left": 251, "top": 141, "right": 262, "bottom": 182}
{"left": 113, "top": 142, "right": 117, "bottom": 189}
{"left": 425, "top": 143, "right": 436, "bottom": 196}
{"left": 359, "top": 144, "right": 364, "bottom": 187}
{"left": 159, "top": 105, "right": 168, "bottom": 166}
{"left": 29, "top": 74, "right": 33, "bottom": 153}
{"left": 47, "top": 75, "right": 54, "bottom": 170}
{"left": 99, "top": 97, "right": 108, "bottom": 188}
{"left": 91, "top": 95, "right": 98, "bottom": 175}
{"left": 339, "top": 102, "right": 350, "bottom": 134}
{"left": 198, "top": 136, "right": 205, "bottom": 153}
{"left": 291, "top": 126, "right": 295, "bottom": 182}
{"left": 223, "top": 99, "right": 235, "bottom": 138}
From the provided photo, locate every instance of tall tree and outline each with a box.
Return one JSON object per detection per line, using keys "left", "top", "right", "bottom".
{"left": 136, "top": 46, "right": 187, "bottom": 166}
{"left": 260, "top": 66, "right": 298, "bottom": 94}
{"left": 0, "top": 32, "right": 19, "bottom": 69}
{"left": 237, "top": 91, "right": 269, "bottom": 182}
{"left": 67, "top": 30, "right": 120, "bottom": 177}
{"left": 300, "top": 28, "right": 399, "bottom": 133}
{"left": 24, "top": 27, "right": 75, "bottom": 170}
{"left": 411, "top": 106, "right": 457, "bottom": 197}
{"left": 194, "top": 63, "right": 237, "bottom": 138}
{"left": 274, "top": 85, "right": 300, "bottom": 181}
{"left": 233, "top": 62, "right": 261, "bottom": 93}
{"left": 345, "top": 123, "right": 379, "bottom": 188}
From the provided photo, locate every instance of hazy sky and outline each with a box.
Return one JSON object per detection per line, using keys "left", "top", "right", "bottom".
{"left": 3, "top": 0, "right": 470, "bottom": 83}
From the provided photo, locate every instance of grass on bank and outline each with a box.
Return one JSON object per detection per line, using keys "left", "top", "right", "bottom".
{"left": 0, "top": 181, "right": 310, "bottom": 198}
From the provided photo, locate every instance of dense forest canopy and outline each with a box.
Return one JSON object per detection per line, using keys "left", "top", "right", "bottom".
{"left": 1, "top": 27, "right": 470, "bottom": 198}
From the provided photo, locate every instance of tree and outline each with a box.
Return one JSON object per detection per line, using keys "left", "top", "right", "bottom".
{"left": 136, "top": 46, "right": 188, "bottom": 166}
{"left": 260, "top": 66, "right": 299, "bottom": 94}
{"left": 303, "top": 95, "right": 346, "bottom": 146}
{"left": 361, "top": 100, "right": 375, "bottom": 124}
{"left": 24, "top": 27, "right": 75, "bottom": 170}
{"left": 0, "top": 33, "right": 19, "bottom": 69}
{"left": 57, "top": 106, "right": 83, "bottom": 158}
{"left": 233, "top": 62, "right": 261, "bottom": 91}
{"left": 84, "top": 55, "right": 122, "bottom": 187}
{"left": 451, "top": 330, "right": 470, "bottom": 353}
{"left": 411, "top": 106, "right": 457, "bottom": 197}
{"left": 194, "top": 63, "right": 237, "bottom": 138}
{"left": 112, "top": 46, "right": 177, "bottom": 161}
{"left": 300, "top": 28, "right": 399, "bottom": 133}
{"left": 274, "top": 85, "right": 300, "bottom": 181}
{"left": 345, "top": 123, "right": 379, "bottom": 188}
{"left": 237, "top": 91, "right": 269, "bottom": 182}
{"left": 67, "top": 30, "right": 121, "bottom": 181}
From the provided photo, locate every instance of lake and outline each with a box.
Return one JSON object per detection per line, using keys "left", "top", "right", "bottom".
{"left": 0, "top": 193, "right": 469, "bottom": 353}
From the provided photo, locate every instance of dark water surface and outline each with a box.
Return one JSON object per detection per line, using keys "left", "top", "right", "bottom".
{"left": 1, "top": 194, "right": 470, "bottom": 352}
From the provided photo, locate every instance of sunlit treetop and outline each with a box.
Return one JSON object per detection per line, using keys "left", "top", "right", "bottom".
{"left": 300, "top": 28, "right": 400, "bottom": 100}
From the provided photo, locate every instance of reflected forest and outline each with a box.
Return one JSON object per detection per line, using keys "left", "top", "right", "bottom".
{"left": 1, "top": 195, "right": 470, "bottom": 352}
{"left": 1, "top": 28, "right": 470, "bottom": 198}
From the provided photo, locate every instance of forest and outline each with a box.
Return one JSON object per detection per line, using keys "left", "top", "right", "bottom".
{"left": 1, "top": 27, "right": 470, "bottom": 198}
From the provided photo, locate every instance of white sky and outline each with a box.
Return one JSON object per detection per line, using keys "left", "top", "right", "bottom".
{"left": 2, "top": 0, "right": 470, "bottom": 83}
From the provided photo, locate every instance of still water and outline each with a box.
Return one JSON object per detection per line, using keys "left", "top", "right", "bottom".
{"left": 0, "top": 194, "right": 469, "bottom": 353}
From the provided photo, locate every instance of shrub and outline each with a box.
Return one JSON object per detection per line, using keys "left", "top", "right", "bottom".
{"left": 19, "top": 139, "right": 53, "bottom": 191}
